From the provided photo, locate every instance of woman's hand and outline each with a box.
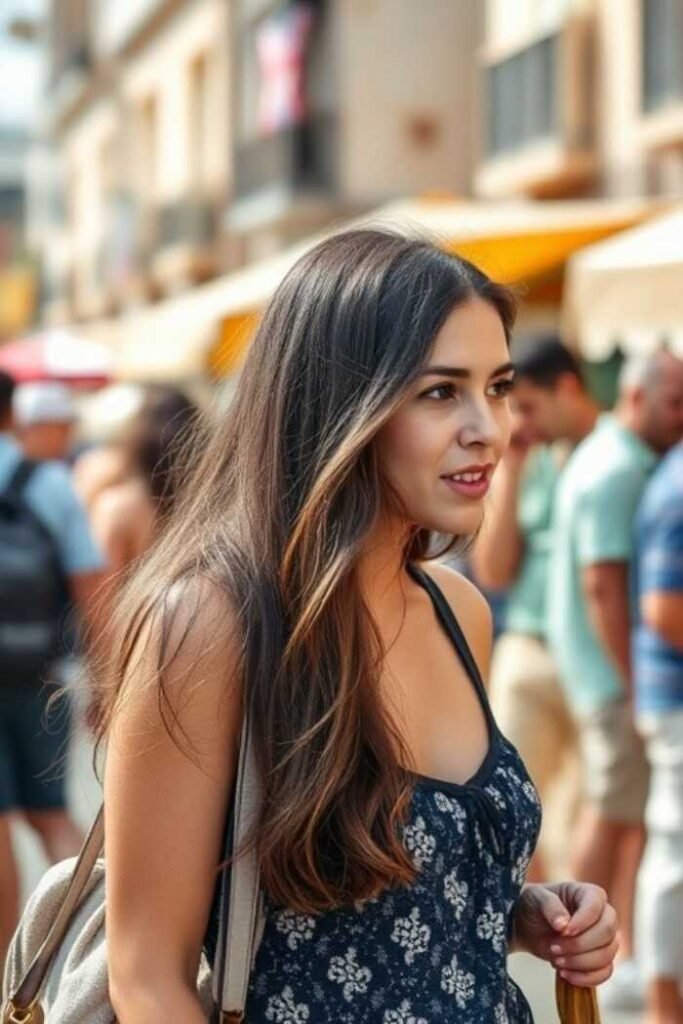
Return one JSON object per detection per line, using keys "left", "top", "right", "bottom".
{"left": 511, "top": 882, "right": 619, "bottom": 987}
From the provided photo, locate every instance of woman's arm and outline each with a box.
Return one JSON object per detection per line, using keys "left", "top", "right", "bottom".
{"left": 105, "top": 579, "right": 242, "bottom": 1024}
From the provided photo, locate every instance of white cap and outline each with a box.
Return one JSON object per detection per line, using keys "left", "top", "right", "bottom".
{"left": 13, "top": 382, "right": 77, "bottom": 426}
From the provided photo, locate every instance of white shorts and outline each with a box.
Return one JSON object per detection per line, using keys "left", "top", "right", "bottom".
{"left": 637, "top": 709, "right": 683, "bottom": 981}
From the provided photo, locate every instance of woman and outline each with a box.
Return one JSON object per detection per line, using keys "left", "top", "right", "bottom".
{"left": 84, "top": 386, "right": 198, "bottom": 576}
{"left": 97, "top": 231, "right": 618, "bottom": 1023}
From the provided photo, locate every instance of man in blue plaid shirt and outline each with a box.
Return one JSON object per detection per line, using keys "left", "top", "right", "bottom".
{"left": 634, "top": 439, "right": 683, "bottom": 1024}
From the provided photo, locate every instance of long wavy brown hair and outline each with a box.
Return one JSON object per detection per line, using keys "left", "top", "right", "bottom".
{"left": 93, "top": 229, "right": 515, "bottom": 913}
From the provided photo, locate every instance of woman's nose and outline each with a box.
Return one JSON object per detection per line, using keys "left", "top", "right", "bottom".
{"left": 457, "top": 402, "right": 503, "bottom": 449}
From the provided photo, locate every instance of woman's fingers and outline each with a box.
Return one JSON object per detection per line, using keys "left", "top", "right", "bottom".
{"left": 558, "top": 964, "right": 614, "bottom": 988}
{"left": 550, "top": 904, "right": 618, "bottom": 956}
{"left": 553, "top": 936, "right": 620, "bottom": 973}
{"left": 563, "top": 883, "right": 607, "bottom": 936}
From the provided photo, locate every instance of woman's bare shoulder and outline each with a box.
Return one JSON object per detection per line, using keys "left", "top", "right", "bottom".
{"left": 112, "top": 575, "right": 242, "bottom": 756}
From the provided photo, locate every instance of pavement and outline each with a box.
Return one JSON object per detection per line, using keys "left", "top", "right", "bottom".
{"left": 11, "top": 725, "right": 642, "bottom": 1024}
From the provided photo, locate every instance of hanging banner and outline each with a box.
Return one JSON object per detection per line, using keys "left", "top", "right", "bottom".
{"left": 256, "top": 3, "right": 315, "bottom": 136}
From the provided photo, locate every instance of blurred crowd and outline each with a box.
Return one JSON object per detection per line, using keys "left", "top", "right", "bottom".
{"left": 0, "top": 372, "right": 198, "bottom": 974}
{"left": 1, "top": 339, "right": 683, "bottom": 1022}
{"left": 469, "top": 339, "right": 683, "bottom": 1022}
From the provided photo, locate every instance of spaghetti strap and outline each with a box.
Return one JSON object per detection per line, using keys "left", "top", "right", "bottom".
{"left": 406, "top": 562, "right": 491, "bottom": 711}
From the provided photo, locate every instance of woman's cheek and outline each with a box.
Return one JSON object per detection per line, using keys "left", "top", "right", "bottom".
{"left": 498, "top": 404, "right": 513, "bottom": 453}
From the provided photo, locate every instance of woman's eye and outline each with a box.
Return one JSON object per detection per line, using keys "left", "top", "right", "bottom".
{"left": 423, "top": 383, "right": 458, "bottom": 401}
{"left": 488, "top": 379, "right": 516, "bottom": 400}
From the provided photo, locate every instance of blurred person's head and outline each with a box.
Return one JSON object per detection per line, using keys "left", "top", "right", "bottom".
{"left": 120, "top": 386, "right": 199, "bottom": 518}
{"left": 616, "top": 349, "right": 683, "bottom": 454}
{"left": 13, "top": 382, "right": 77, "bottom": 461}
{"left": 512, "top": 335, "right": 596, "bottom": 444}
{"left": 0, "top": 372, "right": 16, "bottom": 431}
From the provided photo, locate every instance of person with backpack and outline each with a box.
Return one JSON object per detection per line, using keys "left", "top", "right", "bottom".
{"left": 0, "top": 372, "right": 105, "bottom": 974}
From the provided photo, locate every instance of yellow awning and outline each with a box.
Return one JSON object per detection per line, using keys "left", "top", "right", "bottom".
{"left": 210, "top": 197, "right": 661, "bottom": 375}
{"left": 369, "top": 197, "right": 660, "bottom": 285}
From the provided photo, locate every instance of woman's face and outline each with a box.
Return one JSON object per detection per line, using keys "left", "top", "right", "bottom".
{"left": 375, "top": 296, "right": 514, "bottom": 538}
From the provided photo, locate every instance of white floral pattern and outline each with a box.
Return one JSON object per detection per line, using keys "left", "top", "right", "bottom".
{"left": 443, "top": 869, "right": 469, "bottom": 919}
{"left": 275, "top": 909, "right": 316, "bottom": 950}
{"left": 383, "top": 999, "right": 428, "bottom": 1023}
{"left": 327, "top": 946, "right": 373, "bottom": 1002}
{"left": 476, "top": 899, "right": 507, "bottom": 953}
{"left": 390, "top": 907, "right": 431, "bottom": 964}
{"left": 265, "top": 986, "right": 310, "bottom": 1023}
{"left": 433, "top": 791, "right": 456, "bottom": 814}
{"left": 403, "top": 815, "right": 436, "bottom": 867}
{"left": 441, "top": 953, "right": 476, "bottom": 1008}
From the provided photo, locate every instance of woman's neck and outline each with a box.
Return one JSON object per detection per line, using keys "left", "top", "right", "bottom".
{"left": 358, "top": 518, "right": 414, "bottom": 613}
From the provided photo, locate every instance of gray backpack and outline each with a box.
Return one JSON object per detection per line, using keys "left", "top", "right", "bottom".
{"left": 2, "top": 720, "right": 264, "bottom": 1023}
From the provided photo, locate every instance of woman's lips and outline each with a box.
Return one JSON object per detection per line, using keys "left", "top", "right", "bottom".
{"left": 440, "top": 467, "right": 492, "bottom": 500}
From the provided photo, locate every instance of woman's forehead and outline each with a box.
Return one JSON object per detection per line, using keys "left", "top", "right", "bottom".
{"left": 428, "top": 298, "right": 509, "bottom": 369}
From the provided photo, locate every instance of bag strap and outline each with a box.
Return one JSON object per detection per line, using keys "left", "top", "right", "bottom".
{"left": 3, "top": 459, "right": 38, "bottom": 500}
{"left": 212, "top": 715, "right": 265, "bottom": 1020}
{"left": 10, "top": 807, "right": 105, "bottom": 1010}
{"left": 7, "top": 717, "right": 263, "bottom": 1020}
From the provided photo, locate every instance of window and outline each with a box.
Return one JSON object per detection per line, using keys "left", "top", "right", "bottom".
{"left": 188, "top": 51, "right": 210, "bottom": 190}
{"left": 488, "top": 33, "right": 557, "bottom": 156}
{"left": 138, "top": 94, "right": 158, "bottom": 201}
{"left": 642, "top": 0, "right": 683, "bottom": 111}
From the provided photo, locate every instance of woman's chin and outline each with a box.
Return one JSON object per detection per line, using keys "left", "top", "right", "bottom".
{"left": 413, "top": 506, "right": 484, "bottom": 540}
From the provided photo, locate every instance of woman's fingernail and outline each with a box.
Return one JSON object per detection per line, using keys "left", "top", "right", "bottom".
{"left": 560, "top": 971, "right": 568, "bottom": 980}
{"left": 555, "top": 957, "right": 565, "bottom": 967}
{"left": 550, "top": 944, "right": 562, "bottom": 955}
{"left": 553, "top": 916, "right": 569, "bottom": 930}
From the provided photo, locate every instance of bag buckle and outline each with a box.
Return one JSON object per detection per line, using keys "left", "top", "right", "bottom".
{"left": 3, "top": 1001, "right": 45, "bottom": 1024}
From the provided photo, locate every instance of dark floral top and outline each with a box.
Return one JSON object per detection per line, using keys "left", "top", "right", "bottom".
{"left": 237, "top": 565, "right": 542, "bottom": 1023}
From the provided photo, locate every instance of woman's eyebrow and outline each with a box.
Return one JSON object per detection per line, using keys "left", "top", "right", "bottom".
{"left": 420, "top": 361, "right": 515, "bottom": 379}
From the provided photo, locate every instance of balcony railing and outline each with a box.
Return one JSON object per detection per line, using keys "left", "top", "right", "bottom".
{"left": 234, "top": 112, "right": 337, "bottom": 202}
{"left": 642, "top": 0, "right": 683, "bottom": 112}
{"left": 487, "top": 33, "right": 558, "bottom": 157}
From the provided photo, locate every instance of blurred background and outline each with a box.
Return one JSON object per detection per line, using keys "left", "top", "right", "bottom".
{"left": 1, "top": 0, "right": 682, "bottom": 419}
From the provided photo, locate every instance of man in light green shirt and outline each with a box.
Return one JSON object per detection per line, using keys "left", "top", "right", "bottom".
{"left": 503, "top": 444, "right": 558, "bottom": 636}
{"left": 473, "top": 337, "right": 599, "bottom": 882}
{"left": 548, "top": 414, "right": 658, "bottom": 715}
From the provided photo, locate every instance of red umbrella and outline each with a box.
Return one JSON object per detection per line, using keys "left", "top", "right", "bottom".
{"left": 0, "top": 329, "right": 113, "bottom": 388}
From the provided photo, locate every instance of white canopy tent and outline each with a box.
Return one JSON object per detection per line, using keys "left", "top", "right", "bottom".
{"left": 564, "top": 207, "right": 683, "bottom": 360}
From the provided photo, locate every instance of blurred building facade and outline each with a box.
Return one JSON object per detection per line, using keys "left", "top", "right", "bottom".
{"left": 0, "top": 0, "right": 45, "bottom": 338}
{"left": 19, "top": 0, "right": 683, "bottom": 376}
{"left": 36, "top": 0, "right": 483, "bottom": 327}
{"left": 477, "top": 0, "right": 683, "bottom": 199}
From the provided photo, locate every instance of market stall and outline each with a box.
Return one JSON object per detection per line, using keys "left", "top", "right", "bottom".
{"left": 564, "top": 206, "right": 683, "bottom": 359}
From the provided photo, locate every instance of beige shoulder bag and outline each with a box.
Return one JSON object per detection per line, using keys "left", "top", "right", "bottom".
{"left": 2, "top": 718, "right": 264, "bottom": 1024}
